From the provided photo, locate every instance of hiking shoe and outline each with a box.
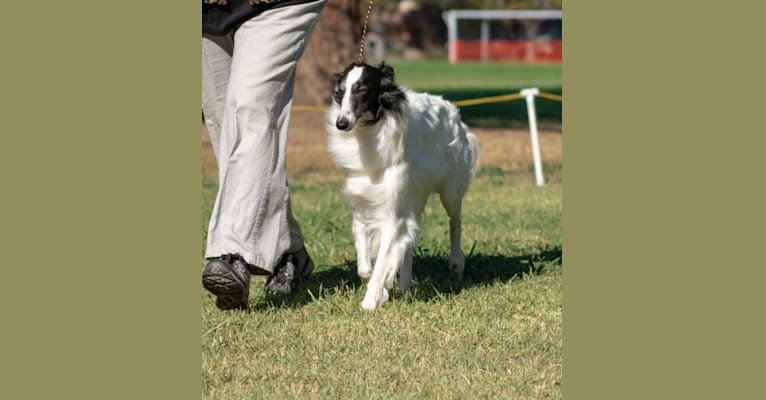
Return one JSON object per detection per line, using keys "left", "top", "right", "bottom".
{"left": 265, "top": 247, "right": 314, "bottom": 295}
{"left": 202, "top": 253, "right": 251, "bottom": 310}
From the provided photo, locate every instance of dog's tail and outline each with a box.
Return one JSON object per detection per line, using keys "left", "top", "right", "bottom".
{"left": 467, "top": 131, "right": 481, "bottom": 176}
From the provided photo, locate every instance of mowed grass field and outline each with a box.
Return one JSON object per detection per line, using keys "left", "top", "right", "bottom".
{"left": 202, "top": 62, "right": 562, "bottom": 399}
{"left": 391, "top": 60, "right": 562, "bottom": 91}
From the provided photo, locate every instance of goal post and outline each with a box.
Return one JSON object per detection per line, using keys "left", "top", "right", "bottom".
{"left": 442, "top": 9, "right": 562, "bottom": 63}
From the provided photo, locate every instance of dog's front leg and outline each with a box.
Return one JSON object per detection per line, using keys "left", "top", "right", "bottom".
{"left": 361, "top": 219, "right": 414, "bottom": 310}
{"left": 360, "top": 226, "right": 393, "bottom": 311}
{"left": 360, "top": 222, "right": 407, "bottom": 311}
{"left": 352, "top": 214, "right": 372, "bottom": 281}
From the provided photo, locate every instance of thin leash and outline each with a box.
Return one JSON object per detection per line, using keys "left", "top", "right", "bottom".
{"left": 357, "top": 0, "right": 375, "bottom": 63}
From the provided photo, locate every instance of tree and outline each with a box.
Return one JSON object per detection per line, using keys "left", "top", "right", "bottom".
{"left": 294, "top": 0, "right": 362, "bottom": 107}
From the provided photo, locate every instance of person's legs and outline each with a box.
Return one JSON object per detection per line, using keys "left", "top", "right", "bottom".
{"left": 205, "top": 1, "right": 325, "bottom": 279}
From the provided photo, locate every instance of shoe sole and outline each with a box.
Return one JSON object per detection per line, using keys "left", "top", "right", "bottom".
{"left": 202, "top": 262, "right": 248, "bottom": 310}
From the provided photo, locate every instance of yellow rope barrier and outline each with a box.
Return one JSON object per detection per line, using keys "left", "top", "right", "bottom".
{"left": 537, "top": 92, "right": 563, "bottom": 102}
{"left": 452, "top": 93, "right": 524, "bottom": 107}
{"left": 291, "top": 91, "right": 561, "bottom": 112}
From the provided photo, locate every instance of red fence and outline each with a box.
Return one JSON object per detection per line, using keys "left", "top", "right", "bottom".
{"left": 455, "top": 39, "right": 562, "bottom": 62}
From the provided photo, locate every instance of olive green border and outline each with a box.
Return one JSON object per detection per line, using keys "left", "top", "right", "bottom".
{"left": 2, "top": 4, "right": 200, "bottom": 398}
{"left": 564, "top": 1, "right": 766, "bottom": 399}
{"left": 4, "top": 1, "right": 765, "bottom": 398}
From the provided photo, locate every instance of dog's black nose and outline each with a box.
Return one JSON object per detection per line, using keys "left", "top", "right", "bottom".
{"left": 336, "top": 118, "right": 349, "bottom": 130}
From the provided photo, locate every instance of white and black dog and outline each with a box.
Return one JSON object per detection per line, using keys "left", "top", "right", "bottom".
{"left": 326, "top": 62, "right": 480, "bottom": 311}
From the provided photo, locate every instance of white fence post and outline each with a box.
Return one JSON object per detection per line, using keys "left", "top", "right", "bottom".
{"left": 480, "top": 19, "right": 489, "bottom": 62}
{"left": 444, "top": 11, "right": 458, "bottom": 64}
{"left": 521, "top": 88, "right": 544, "bottom": 187}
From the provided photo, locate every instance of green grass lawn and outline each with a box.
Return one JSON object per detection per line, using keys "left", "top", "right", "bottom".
{"left": 383, "top": 61, "right": 562, "bottom": 128}
{"left": 391, "top": 60, "right": 562, "bottom": 92}
{"left": 201, "top": 169, "right": 562, "bottom": 399}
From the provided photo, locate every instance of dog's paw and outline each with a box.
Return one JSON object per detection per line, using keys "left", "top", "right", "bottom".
{"left": 360, "top": 288, "right": 389, "bottom": 311}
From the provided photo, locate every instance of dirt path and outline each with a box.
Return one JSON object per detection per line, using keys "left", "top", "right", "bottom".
{"left": 202, "top": 113, "right": 562, "bottom": 180}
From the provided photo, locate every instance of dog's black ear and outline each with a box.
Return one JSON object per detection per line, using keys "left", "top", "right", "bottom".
{"left": 378, "top": 62, "right": 395, "bottom": 86}
{"left": 372, "top": 61, "right": 404, "bottom": 122}
{"left": 379, "top": 88, "right": 405, "bottom": 109}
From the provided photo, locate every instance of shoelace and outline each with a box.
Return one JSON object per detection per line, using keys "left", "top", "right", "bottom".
{"left": 266, "top": 253, "right": 300, "bottom": 286}
{"left": 220, "top": 253, "right": 239, "bottom": 265}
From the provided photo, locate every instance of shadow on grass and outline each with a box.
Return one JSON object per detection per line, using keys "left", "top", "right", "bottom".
{"left": 408, "top": 247, "right": 562, "bottom": 302}
{"left": 246, "top": 247, "right": 562, "bottom": 311}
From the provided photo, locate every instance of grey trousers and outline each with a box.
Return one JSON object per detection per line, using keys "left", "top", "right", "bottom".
{"left": 202, "top": 0, "right": 326, "bottom": 273}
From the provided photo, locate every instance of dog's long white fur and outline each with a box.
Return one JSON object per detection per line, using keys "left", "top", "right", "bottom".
{"left": 327, "top": 68, "right": 480, "bottom": 310}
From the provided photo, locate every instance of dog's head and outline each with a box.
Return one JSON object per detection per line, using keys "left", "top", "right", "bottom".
{"left": 331, "top": 61, "right": 405, "bottom": 131}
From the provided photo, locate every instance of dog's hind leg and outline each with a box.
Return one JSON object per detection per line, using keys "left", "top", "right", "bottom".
{"left": 398, "top": 249, "right": 413, "bottom": 293}
{"left": 439, "top": 191, "right": 465, "bottom": 279}
{"left": 448, "top": 217, "right": 465, "bottom": 279}
{"left": 352, "top": 214, "right": 372, "bottom": 281}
